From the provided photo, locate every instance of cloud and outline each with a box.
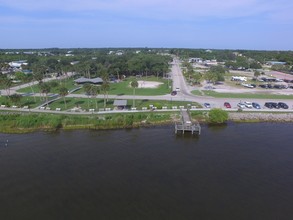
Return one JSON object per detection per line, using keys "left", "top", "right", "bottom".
{"left": 1, "top": 0, "right": 292, "bottom": 28}
{"left": 1, "top": 0, "right": 291, "bottom": 20}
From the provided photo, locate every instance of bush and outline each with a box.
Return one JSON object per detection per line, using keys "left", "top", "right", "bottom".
{"left": 208, "top": 108, "right": 228, "bottom": 124}
{"left": 153, "top": 103, "right": 162, "bottom": 109}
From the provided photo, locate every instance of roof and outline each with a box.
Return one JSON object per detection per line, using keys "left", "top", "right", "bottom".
{"left": 113, "top": 100, "right": 127, "bottom": 106}
{"left": 74, "top": 77, "right": 103, "bottom": 84}
{"left": 267, "top": 61, "right": 286, "bottom": 65}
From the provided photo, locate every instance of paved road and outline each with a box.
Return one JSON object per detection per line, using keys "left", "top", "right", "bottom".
{"left": 168, "top": 58, "right": 293, "bottom": 109}
{"left": 171, "top": 58, "right": 190, "bottom": 95}
{"left": 1, "top": 63, "right": 293, "bottom": 111}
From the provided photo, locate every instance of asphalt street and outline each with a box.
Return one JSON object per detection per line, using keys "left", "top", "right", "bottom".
{"left": 1, "top": 60, "right": 293, "bottom": 111}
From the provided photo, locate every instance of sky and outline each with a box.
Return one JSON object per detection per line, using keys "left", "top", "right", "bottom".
{"left": 0, "top": 0, "right": 292, "bottom": 50}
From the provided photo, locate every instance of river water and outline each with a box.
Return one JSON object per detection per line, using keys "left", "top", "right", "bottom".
{"left": 0, "top": 123, "right": 293, "bottom": 220}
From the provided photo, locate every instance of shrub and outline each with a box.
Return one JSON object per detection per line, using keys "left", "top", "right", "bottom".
{"left": 208, "top": 108, "right": 228, "bottom": 124}
{"left": 153, "top": 103, "right": 162, "bottom": 109}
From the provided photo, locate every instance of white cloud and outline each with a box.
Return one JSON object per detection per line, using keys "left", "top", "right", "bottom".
{"left": 1, "top": 0, "right": 292, "bottom": 22}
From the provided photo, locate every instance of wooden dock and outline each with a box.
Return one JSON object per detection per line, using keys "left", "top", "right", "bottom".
{"left": 175, "top": 109, "right": 201, "bottom": 135}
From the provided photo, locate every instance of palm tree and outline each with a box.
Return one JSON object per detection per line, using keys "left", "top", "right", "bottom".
{"left": 9, "top": 94, "right": 22, "bottom": 107}
{"left": 0, "top": 77, "right": 12, "bottom": 96}
{"left": 83, "top": 83, "right": 92, "bottom": 109}
{"left": 39, "top": 82, "right": 51, "bottom": 106}
{"left": 101, "top": 82, "right": 110, "bottom": 110}
{"left": 131, "top": 79, "right": 139, "bottom": 108}
{"left": 114, "top": 67, "right": 120, "bottom": 81}
{"left": 90, "top": 85, "right": 100, "bottom": 110}
{"left": 101, "top": 72, "right": 110, "bottom": 110}
{"left": 59, "top": 87, "right": 68, "bottom": 109}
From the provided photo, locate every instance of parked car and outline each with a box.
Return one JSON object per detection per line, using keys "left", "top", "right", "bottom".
{"left": 264, "top": 102, "right": 274, "bottom": 109}
{"left": 175, "top": 88, "right": 180, "bottom": 92}
{"left": 252, "top": 102, "right": 261, "bottom": 109}
{"left": 265, "top": 102, "right": 280, "bottom": 109}
{"left": 272, "top": 102, "right": 280, "bottom": 109}
{"left": 259, "top": 84, "right": 268, "bottom": 89}
{"left": 171, "top": 91, "right": 177, "bottom": 96}
{"left": 244, "top": 101, "right": 253, "bottom": 108}
{"left": 278, "top": 102, "right": 289, "bottom": 109}
{"left": 224, "top": 102, "right": 231, "bottom": 108}
{"left": 204, "top": 103, "right": 211, "bottom": 108}
{"left": 237, "top": 103, "right": 245, "bottom": 109}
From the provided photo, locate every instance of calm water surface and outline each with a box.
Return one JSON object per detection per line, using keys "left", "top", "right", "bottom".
{"left": 0, "top": 123, "right": 293, "bottom": 220}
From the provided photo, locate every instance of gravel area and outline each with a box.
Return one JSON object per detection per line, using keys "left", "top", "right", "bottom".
{"left": 229, "top": 112, "right": 293, "bottom": 122}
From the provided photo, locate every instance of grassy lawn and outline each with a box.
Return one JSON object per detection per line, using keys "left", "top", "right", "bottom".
{"left": 47, "top": 97, "right": 201, "bottom": 111}
{"left": 74, "top": 77, "right": 172, "bottom": 96}
{"left": 17, "top": 78, "right": 79, "bottom": 94}
{"left": 16, "top": 77, "right": 171, "bottom": 96}
{"left": 191, "top": 90, "right": 203, "bottom": 96}
{"left": 200, "top": 90, "right": 293, "bottom": 99}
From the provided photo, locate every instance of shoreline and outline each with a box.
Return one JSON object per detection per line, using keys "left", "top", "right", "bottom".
{"left": 228, "top": 112, "right": 293, "bottom": 122}
{"left": 0, "top": 112, "right": 293, "bottom": 134}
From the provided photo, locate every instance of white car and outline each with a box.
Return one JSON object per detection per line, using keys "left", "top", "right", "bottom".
{"left": 237, "top": 103, "right": 245, "bottom": 109}
{"left": 244, "top": 101, "right": 253, "bottom": 108}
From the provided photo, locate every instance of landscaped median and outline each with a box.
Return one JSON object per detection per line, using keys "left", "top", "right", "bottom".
{"left": 192, "top": 90, "right": 293, "bottom": 99}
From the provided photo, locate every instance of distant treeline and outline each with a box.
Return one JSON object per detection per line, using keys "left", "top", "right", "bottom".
{"left": 172, "top": 48, "right": 293, "bottom": 65}
{"left": 2, "top": 48, "right": 293, "bottom": 79}
{"left": 0, "top": 48, "right": 172, "bottom": 79}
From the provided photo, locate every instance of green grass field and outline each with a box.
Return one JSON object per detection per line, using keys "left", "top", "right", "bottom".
{"left": 47, "top": 97, "right": 201, "bottom": 111}
{"left": 190, "top": 90, "right": 204, "bottom": 96}
{"left": 74, "top": 77, "right": 172, "bottom": 96}
{"left": 17, "top": 77, "right": 172, "bottom": 96}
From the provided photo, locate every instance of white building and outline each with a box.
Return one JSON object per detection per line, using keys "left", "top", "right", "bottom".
{"left": 8, "top": 60, "right": 28, "bottom": 68}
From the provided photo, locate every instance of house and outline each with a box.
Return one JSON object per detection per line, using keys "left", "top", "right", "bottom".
{"left": 189, "top": 58, "right": 203, "bottom": 63}
{"left": 8, "top": 60, "right": 28, "bottom": 68}
{"left": 266, "top": 61, "right": 286, "bottom": 65}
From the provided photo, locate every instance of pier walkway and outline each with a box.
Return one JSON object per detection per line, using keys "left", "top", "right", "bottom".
{"left": 175, "top": 109, "right": 201, "bottom": 135}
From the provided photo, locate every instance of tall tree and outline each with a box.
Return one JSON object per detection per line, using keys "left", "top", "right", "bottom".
{"left": 39, "top": 82, "right": 51, "bottom": 106}
{"left": 131, "top": 79, "right": 139, "bottom": 108}
{"left": 101, "top": 82, "right": 110, "bottom": 110}
{"left": 59, "top": 87, "right": 68, "bottom": 109}
{"left": 90, "top": 85, "right": 100, "bottom": 110}
{"left": 9, "top": 94, "right": 22, "bottom": 107}
{"left": 83, "top": 83, "right": 92, "bottom": 109}
{"left": 0, "top": 77, "right": 12, "bottom": 96}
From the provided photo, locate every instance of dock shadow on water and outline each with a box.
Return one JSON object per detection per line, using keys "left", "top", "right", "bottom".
{"left": 175, "top": 130, "right": 201, "bottom": 141}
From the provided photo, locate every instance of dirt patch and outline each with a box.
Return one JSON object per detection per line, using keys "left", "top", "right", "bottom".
{"left": 133, "top": 81, "right": 163, "bottom": 88}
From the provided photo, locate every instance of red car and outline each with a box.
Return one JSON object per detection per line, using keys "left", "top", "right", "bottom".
{"left": 224, "top": 102, "right": 231, "bottom": 108}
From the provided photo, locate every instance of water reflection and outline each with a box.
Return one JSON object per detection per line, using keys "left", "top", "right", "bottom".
{"left": 0, "top": 124, "right": 293, "bottom": 220}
